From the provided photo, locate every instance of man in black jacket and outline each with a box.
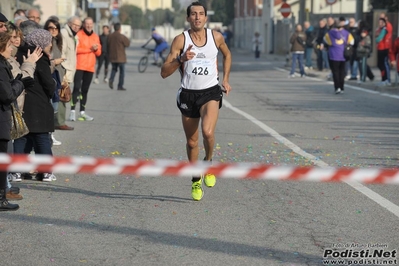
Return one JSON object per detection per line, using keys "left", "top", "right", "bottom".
{"left": 347, "top": 17, "right": 359, "bottom": 80}
{"left": 316, "top": 18, "right": 329, "bottom": 71}
{"left": 94, "top": 25, "right": 110, "bottom": 84}
{"left": 304, "top": 21, "right": 315, "bottom": 70}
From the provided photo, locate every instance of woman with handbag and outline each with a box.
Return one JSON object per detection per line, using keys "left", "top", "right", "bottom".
{"left": 6, "top": 22, "right": 41, "bottom": 186}
{"left": 0, "top": 31, "right": 34, "bottom": 211}
{"left": 15, "top": 29, "right": 57, "bottom": 182}
{"left": 44, "top": 17, "right": 69, "bottom": 145}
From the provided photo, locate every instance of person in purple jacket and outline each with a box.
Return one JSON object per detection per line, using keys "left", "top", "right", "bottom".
{"left": 324, "top": 19, "right": 354, "bottom": 94}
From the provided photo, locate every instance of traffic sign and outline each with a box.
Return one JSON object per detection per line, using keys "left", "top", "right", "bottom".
{"left": 282, "top": 18, "right": 291, "bottom": 25}
{"left": 112, "top": 9, "right": 119, "bottom": 17}
{"left": 325, "top": 0, "right": 337, "bottom": 5}
{"left": 280, "top": 3, "right": 291, "bottom": 18}
{"left": 88, "top": 2, "right": 109, "bottom": 9}
{"left": 112, "top": 0, "right": 119, "bottom": 9}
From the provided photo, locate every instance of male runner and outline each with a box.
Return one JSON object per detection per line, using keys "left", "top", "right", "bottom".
{"left": 161, "top": 1, "right": 232, "bottom": 201}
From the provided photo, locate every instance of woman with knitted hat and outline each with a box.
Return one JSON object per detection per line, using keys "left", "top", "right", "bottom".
{"left": 5, "top": 22, "right": 42, "bottom": 198}
{"left": 15, "top": 29, "right": 57, "bottom": 182}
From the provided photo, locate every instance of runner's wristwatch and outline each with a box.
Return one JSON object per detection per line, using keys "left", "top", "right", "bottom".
{"left": 177, "top": 55, "right": 183, "bottom": 64}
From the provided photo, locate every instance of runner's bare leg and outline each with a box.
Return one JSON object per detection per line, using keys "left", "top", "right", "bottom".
{"left": 200, "top": 100, "right": 220, "bottom": 161}
{"left": 182, "top": 116, "right": 200, "bottom": 162}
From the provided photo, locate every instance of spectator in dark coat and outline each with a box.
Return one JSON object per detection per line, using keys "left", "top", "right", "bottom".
{"left": 356, "top": 29, "right": 374, "bottom": 82}
{"left": 304, "top": 21, "right": 315, "bottom": 69}
{"left": 15, "top": 29, "right": 57, "bottom": 182}
{"left": 347, "top": 17, "right": 359, "bottom": 80}
{"left": 94, "top": 25, "right": 110, "bottom": 84}
{"left": 289, "top": 24, "right": 306, "bottom": 77}
{"left": 0, "top": 31, "right": 25, "bottom": 211}
{"left": 316, "top": 18, "right": 329, "bottom": 71}
{"left": 107, "top": 23, "right": 130, "bottom": 90}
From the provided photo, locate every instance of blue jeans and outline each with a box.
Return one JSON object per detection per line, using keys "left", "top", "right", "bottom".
{"left": 385, "top": 55, "right": 391, "bottom": 82}
{"left": 305, "top": 47, "right": 313, "bottom": 67}
{"left": 351, "top": 60, "right": 358, "bottom": 78}
{"left": 290, "top": 53, "right": 305, "bottom": 76}
{"left": 110, "top": 63, "right": 125, "bottom": 89}
{"left": 13, "top": 133, "right": 52, "bottom": 156}
{"left": 322, "top": 50, "right": 329, "bottom": 69}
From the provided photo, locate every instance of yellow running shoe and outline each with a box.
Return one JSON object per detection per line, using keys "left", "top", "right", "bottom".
{"left": 204, "top": 174, "right": 216, "bottom": 187}
{"left": 191, "top": 178, "right": 203, "bottom": 201}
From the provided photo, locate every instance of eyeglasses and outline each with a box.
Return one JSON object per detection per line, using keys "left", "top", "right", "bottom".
{"left": 48, "top": 26, "right": 58, "bottom": 31}
{"left": 0, "top": 23, "right": 5, "bottom": 29}
{"left": 71, "top": 23, "right": 81, "bottom": 28}
{"left": 28, "top": 16, "right": 40, "bottom": 21}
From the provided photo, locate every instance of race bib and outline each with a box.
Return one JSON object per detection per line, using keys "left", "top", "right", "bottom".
{"left": 186, "top": 59, "right": 216, "bottom": 76}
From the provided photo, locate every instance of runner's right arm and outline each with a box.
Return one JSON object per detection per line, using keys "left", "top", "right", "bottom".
{"left": 160, "top": 34, "right": 184, "bottom": 79}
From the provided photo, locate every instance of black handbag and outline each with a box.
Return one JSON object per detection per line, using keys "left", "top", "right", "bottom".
{"left": 341, "top": 33, "right": 353, "bottom": 61}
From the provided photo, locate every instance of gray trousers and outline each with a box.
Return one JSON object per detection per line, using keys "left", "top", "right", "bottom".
{"left": 55, "top": 100, "right": 67, "bottom": 126}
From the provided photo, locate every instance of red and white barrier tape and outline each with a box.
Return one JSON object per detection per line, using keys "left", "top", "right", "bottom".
{"left": 0, "top": 154, "right": 398, "bottom": 184}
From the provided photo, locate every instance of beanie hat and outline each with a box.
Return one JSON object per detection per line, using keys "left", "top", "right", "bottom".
{"left": 25, "top": 29, "right": 52, "bottom": 50}
{"left": 0, "top": 13, "right": 8, "bottom": 22}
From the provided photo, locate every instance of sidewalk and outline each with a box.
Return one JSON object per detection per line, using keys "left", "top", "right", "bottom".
{"left": 300, "top": 65, "right": 399, "bottom": 95}
{"left": 230, "top": 48, "right": 399, "bottom": 95}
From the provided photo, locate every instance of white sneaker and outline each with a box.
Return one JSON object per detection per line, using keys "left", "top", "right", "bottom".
{"left": 69, "top": 110, "right": 76, "bottom": 121}
{"left": 42, "top": 173, "right": 56, "bottom": 182}
{"left": 93, "top": 78, "right": 99, "bottom": 84}
{"left": 384, "top": 80, "right": 392, "bottom": 86}
{"left": 8, "top": 173, "right": 22, "bottom": 182}
{"left": 104, "top": 78, "right": 109, "bottom": 83}
{"left": 335, "top": 88, "right": 341, "bottom": 94}
{"left": 289, "top": 74, "right": 295, "bottom": 78}
{"left": 51, "top": 134, "right": 62, "bottom": 146}
{"left": 345, "top": 75, "right": 351, "bottom": 80}
{"left": 304, "top": 66, "right": 309, "bottom": 70}
{"left": 78, "top": 111, "right": 94, "bottom": 121}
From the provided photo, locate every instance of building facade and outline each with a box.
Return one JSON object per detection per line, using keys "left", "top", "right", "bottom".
{"left": 234, "top": 0, "right": 373, "bottom": 54}
{"left": 122, "top": 0, "right": 173, "bottom": 12}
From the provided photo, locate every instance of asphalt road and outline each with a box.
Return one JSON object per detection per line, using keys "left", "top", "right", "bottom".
{"left": 1, "top": 43, "right": 398, "bottom": 266}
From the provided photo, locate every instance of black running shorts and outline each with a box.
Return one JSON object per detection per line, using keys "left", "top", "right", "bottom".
{"left": 176, "top": 84, "right": 223, "bottom": 118}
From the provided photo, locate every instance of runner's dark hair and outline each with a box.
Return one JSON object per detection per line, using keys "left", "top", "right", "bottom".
{"left": 186, "top": 1, "right": 207, "bottom": 17}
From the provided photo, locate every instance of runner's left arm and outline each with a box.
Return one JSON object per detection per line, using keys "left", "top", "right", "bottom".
{"left": 214, "top": 31, "right": 232, "bottom": 96}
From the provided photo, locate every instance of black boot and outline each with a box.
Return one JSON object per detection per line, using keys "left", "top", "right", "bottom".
{"left": 0, "top": 189, "right": 19, "bottom": 211}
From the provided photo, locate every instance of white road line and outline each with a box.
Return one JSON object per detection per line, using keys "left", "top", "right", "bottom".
{"left": 223, "top": 99, "right": 399, "bottom": 218}
{"left": 275, "top": 67, "right": 399, "bottom": 100}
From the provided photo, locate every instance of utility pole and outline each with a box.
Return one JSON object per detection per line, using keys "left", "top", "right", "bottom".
{"left": 262, "top": 0, "right": 273, "bottom": 53}
{"left": 355, "top": 0, "right": 363, "bottom": 21}
{"left": 298, "top": 0, "right": 306, "bottom": 24}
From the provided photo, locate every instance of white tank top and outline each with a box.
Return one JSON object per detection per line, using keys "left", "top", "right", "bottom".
{"left": 180, "top": 28, "right": 219, "bottom": 90}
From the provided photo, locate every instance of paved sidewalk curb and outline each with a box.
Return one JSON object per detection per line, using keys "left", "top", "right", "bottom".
{"left": 230, "top": 48, "right": 399, "bottom": 96}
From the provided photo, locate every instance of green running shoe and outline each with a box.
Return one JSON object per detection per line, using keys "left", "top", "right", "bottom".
{"left": 78, "top": 112, "right": 94, "bottom": 121}
{"left": 204, "top": 174, "right": 216, "bottom": 187}
{"left": 191, "top": 178, "right": 203, "bottom": 201}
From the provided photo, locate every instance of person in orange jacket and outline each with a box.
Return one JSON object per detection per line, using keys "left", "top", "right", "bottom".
{"left": 69, "top": 17, "right": 101, "bottom": 122}
{"left": 389, "top": 37, "right": 399, "bottom": 75}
